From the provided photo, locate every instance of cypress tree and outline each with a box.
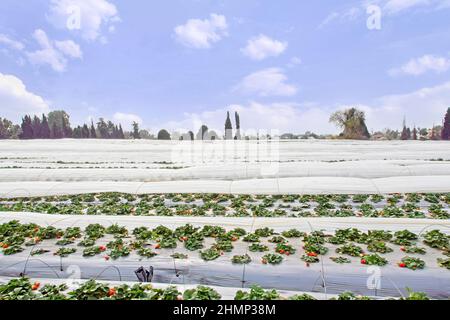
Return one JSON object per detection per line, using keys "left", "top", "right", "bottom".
{"left": 132, "top": 122, "right": 141, "bottom": 139}
{"left": 20, "top": 116, "right": 34, "bottom": 139}
{"left": 41, "top": 115, "right": 51, "bottom": 139}
{"left": 442, "top": 107, "right": 450, "bottom": 140}
{"left": 82, "top": 124, "right": 90, "bottom": 138}
{"left": 32, "top": 115, "right": 42, "bottom": 139}
{"left": 0, "top": 119, "right": 5, "bottom": 139}
{"left": 97, "top": 118, "right": 108, "bottom": 138}
{"left": 90, "top": 121, "right": 97, "bottom": 138}
{"left": 234, "top": 112, "right": 241, "bottom": 140}
{"left": 224, "top": 111, "right": 233, "bottom": 140}
{"left": 118, "top": 125, "right": 125, "bottom": 139}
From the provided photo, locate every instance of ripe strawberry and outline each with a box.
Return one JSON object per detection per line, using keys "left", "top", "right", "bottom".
{"left": 104, "top": 255, "right": 110, "bottom": 261}
{"left": 279, "top": 249, "right": 285, "bottom": 254}
{"left": 31, "top": 282, "right": 40, "bottom": 291}
{"left": 99, "top": 246, "right": 107, "bottom": 252}
{"left": 361, "top": 259, "right": 367, "bottom": 265}
{"left": 107, "top": 288, "right": 116, "bottom": 297}
{"left": 400, "top": 247, "right": 406, "bottom": 252}
{"left": 2, "top": 244, "right": 9, "bottom": 249}
{"left": 398, "top": 263, "right": 406, "bottom": 268}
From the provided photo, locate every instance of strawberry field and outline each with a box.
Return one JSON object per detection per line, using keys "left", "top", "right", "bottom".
{"left": 0, "top": 140, "right": 449, "bottom": 300}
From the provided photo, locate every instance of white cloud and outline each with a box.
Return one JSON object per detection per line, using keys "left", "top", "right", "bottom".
{"left": 389, "top": 54, "right": 450, "bottom": 76}
{"left": 113, "top": 112, "right": 143, "bottom": 129}
{"left": 241, "top": 34, "right": 287, "bottom": 61}
{"left": 54, "top": 40, "right": 83, "bottom": 58}
{"left": 0, "top": 73, "right": 50, "bottom": 121}
{"left": 48, "top": 0, "right": 120, "bottom": 41}
{"left": 383, "top": 0, "right": 432, "bottom": 14}
{"left": 319, "top": 7, "right": 361, "bottom": 28}
{"left": 174, "top": 13, "right": 228, "bottom": 49}
{"left": 287, "top": 56, "right": 302, "bottom": 68}
{"left": 0, "top": 34, "right": 25, "bottom": 51}
{"left": 26, "top": 29, "right": 82, "bottom": 72}
{"left": 319, "top": 0, "right": 450, "bottom": 27}
{"left": 371, "top": 0, "right": 450, "bottom": 14}
{"left": 234, "top": 68, "right": 298, "bottom": 97}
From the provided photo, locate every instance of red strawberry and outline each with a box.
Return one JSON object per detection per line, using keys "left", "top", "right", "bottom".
{"left": 107, "top": 288, "right": 116, "bottom": 297}
{"left": 104, "top": 255, "right": 110, "bottom": 261}
{"left": 398, "top": 263, "right": 406, "bottom": 268}
{"left": 361, "top": 259, "right": 367, "bottom": 265}
{"left": 31, "top": 282, "right": 40, "bottom": 291}
{"left": 99, "top": 246, "right": 106, "bottom": 252}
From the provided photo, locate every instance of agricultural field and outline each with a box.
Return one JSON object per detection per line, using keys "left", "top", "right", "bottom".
{"left": 0, "top": 140, "right": 449, "bottom": 300}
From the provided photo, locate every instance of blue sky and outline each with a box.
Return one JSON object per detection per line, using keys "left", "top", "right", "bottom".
{"left": 0, "top": 0, "right": 450, "bottom": 134}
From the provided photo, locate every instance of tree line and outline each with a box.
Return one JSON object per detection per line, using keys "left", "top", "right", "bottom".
{"left": 0, "top": 111, "right": 127, "bottom": 140}
{"left": 1, "top": 108, "right": 449, "bottom": 141}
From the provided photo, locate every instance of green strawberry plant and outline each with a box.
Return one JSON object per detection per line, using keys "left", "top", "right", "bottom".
{"left": 183, "top": 286, "right": 221, "bottom": 300}
{"left": 231, "top": 254, "right": 252, "bottom": 264}
{"left": 261, "top": 253, "right": 283, "bottom": 265}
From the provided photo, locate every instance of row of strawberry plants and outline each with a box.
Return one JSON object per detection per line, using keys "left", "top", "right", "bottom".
{"left": 1, "top": 221, "right": 448, "bottom": 270}
{"left": 0, "top": 192, "right": 448, "bottom": 218}
{"left": 3, "top": 192, "right": 448, "bottom": 205}
{"left": 0, "top": 278, "right": 432, "bottom": 300}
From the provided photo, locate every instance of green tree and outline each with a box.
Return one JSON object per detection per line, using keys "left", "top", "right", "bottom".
{"left": 0, "top": 117, "right": 20, "bottom": 139}
{"left": 132, "top": 122, "right": 141, "bottom": 139}
{"left": 41, "top": 114, "right": 51, "bottom": 139}
{"left": 20, "top": 115, "right": 34, "bottom": 139}
{"left": 82, "top": 124, "right": 90, "bottom": 138}
{"left": 442, "top": 107, "right": 450, "bottom": 140}
{"left": 118, "top": 124, "right": 125, "bottom": 139}
{"left": 48, "top": 111, "right": 71, "bottom": 138}
{"left": 32, "top": 115, "right": 42, "bottom": 138}
{"left": 225, "top": 111, "right": 233, "bottom": 140}
{"left": 157, "top": 129, "right": 171, "bottom": 140}
{"left": 97, "top": 118, "right": 109, "bottom": 138}
{"left": 234, "top": 112, "right": 241, "bottom": 140}
{"left": 196, "top": 125, "right": 208, "bottom": 140}
{"left": 329, "top": 107, "right": 370, "bottom": 139}
{"left": 90, "top": 121, "right": 97, "bottom": 138}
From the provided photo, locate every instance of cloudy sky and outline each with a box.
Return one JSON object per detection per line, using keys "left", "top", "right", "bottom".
{"left": 0, "top": 0, "right": 450, "bottom": 134}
